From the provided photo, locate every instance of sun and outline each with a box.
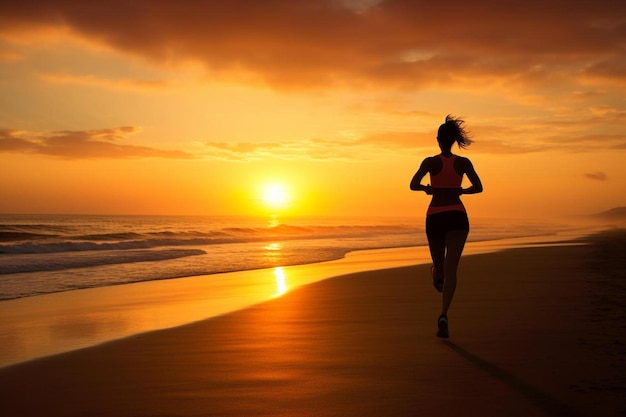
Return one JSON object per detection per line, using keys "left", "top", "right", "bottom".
{"left": 260, "top": 183, "right": 291, "bottom": 210}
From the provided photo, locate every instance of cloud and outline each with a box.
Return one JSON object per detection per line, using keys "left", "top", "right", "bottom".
{"left": 4, "top": 121, "right": 620, "bottom": 162}
{"left": 204, "top": 121, "right": 626, "bottom": 160}
{"left": 1, "top": 0, "right": 625, "bottom": 91}
{"left": 204, "top": 138, "right": 365, "bottom": 161}
{"left": 201, "top": 129, "right": 516, "bottom": 161}
{"left": 582, "top": 56, "right": 626, "bottom": 85}
{"left": 541, "top": 133, "right": 626, "bottom": 151}
{"left": 584, "top": 171, "right": 608, "bottom": 181}
{"left": 203, "top": 128, "right": 440, "bottom": 161}
{"left": 37, "top": 72, "right": 171, "bottom": 91}
{"left": 0, "top": 127, "right": 193, "bottom": 159}
{"left": 0, "top": 48, "right": 23, "bottom": 62}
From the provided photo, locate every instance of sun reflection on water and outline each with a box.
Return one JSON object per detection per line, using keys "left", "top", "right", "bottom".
{"left": 273, "top": 267, "right": 288, "bottom": 297}
{"left": 264, "top": 242, "right": 282, "bottom": 251}
{"left": 264, "top": 242, "right": 283, "bottom": 265}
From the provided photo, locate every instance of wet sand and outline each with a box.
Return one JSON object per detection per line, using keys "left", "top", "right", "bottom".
{"left": 0, "top": 230, "right": 624, "bottom": 416}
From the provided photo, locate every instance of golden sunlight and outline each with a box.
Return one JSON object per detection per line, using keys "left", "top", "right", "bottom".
{"left": 260, "top": 183, "right": 291, "bottom": 210}
{"left": 273, "top": 267, "right": 288, "bottom": 297}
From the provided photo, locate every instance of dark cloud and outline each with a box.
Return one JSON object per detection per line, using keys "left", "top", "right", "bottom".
{"left": 584, "top": 171, "right": 608, "bottom": 181}
{"left": 0, "top": 127, "right": 192, "bottom": 159}
{"left": 1, "top": 0, "right": 625, "bottom": 89}
{"left": 583, "top": 56, "right": 626, "bottom": 84}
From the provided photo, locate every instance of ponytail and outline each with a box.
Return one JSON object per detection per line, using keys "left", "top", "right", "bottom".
{"left": 438, "top": 115, "right": 473, "bottom": 149}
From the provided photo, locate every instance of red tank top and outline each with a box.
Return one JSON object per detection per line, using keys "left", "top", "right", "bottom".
{"left": 430, "top": 155, "right": 462, "bottom": 188}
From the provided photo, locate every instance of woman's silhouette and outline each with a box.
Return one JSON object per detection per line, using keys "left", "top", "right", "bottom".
{"left": 410, "top": 115, "right": 483, "bottom": 338}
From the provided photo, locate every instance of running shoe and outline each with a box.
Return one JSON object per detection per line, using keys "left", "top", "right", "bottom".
{"left": 437, "top": 314, "right": 449, "bottom": 338}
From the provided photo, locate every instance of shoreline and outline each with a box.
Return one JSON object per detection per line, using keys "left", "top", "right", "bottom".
{"left": 0, "top": 229, "right": 598, "bottom": 368}
{"left": 0, "top": 229, "right": 623, "bottom": 416}
{"left": 1, "top": 225, "right": 595, "bottom": 303}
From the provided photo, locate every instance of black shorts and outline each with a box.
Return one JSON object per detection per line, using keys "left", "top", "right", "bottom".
{"left": 426, "top": 210, "right": 469, "bottom": 241}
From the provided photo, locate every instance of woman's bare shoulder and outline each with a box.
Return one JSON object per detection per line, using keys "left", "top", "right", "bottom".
{"left": 454, "top": 155, "right": 475, "bottom": 172}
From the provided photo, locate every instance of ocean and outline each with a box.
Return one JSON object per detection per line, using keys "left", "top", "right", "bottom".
{"left": 0, "top": 214, "right": 579, "bottom": 301}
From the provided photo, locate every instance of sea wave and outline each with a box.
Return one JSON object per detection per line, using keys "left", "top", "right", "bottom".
{"left": 0, "top": 214, "right": 583, "bottom": 301}
{"left": 0, "top": 223, "right": 418, "bottom": 255}
{"left": 0, "top": 248, "right": 206, "bottom": 275}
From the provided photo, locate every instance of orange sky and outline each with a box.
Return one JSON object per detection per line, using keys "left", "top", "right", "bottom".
{"left": 0, "top": 0, "right": 625, "bottom": 218}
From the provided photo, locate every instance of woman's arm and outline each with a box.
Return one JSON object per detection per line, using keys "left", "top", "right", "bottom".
{"left": 460, "top": 158, "right": 483, "bottom": 195}
{"left": 410, "top": 158, "right": 432, "bottom": 194}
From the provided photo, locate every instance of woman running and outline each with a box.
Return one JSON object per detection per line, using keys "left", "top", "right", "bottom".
{"left": 410, "top": 115, "right": 483, "bottom": 338}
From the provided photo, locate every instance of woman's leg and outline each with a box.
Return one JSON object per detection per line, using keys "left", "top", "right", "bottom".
{"left": 427, "top": 235, "right": 445, "bottom": 283}
{"left": 441, "top": 229, "right": 469, "bottom": 316}
{"left": 426, "top": 214, "right": 446, "bottom": 285}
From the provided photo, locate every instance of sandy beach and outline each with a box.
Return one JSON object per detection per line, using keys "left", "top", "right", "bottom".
{"left": 0, "top": 230, "right": 624, "bottom": 417}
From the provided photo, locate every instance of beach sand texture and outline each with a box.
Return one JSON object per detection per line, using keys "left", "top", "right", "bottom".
{"left": 0, "top": 231, "right": 624, "bottom": 417}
